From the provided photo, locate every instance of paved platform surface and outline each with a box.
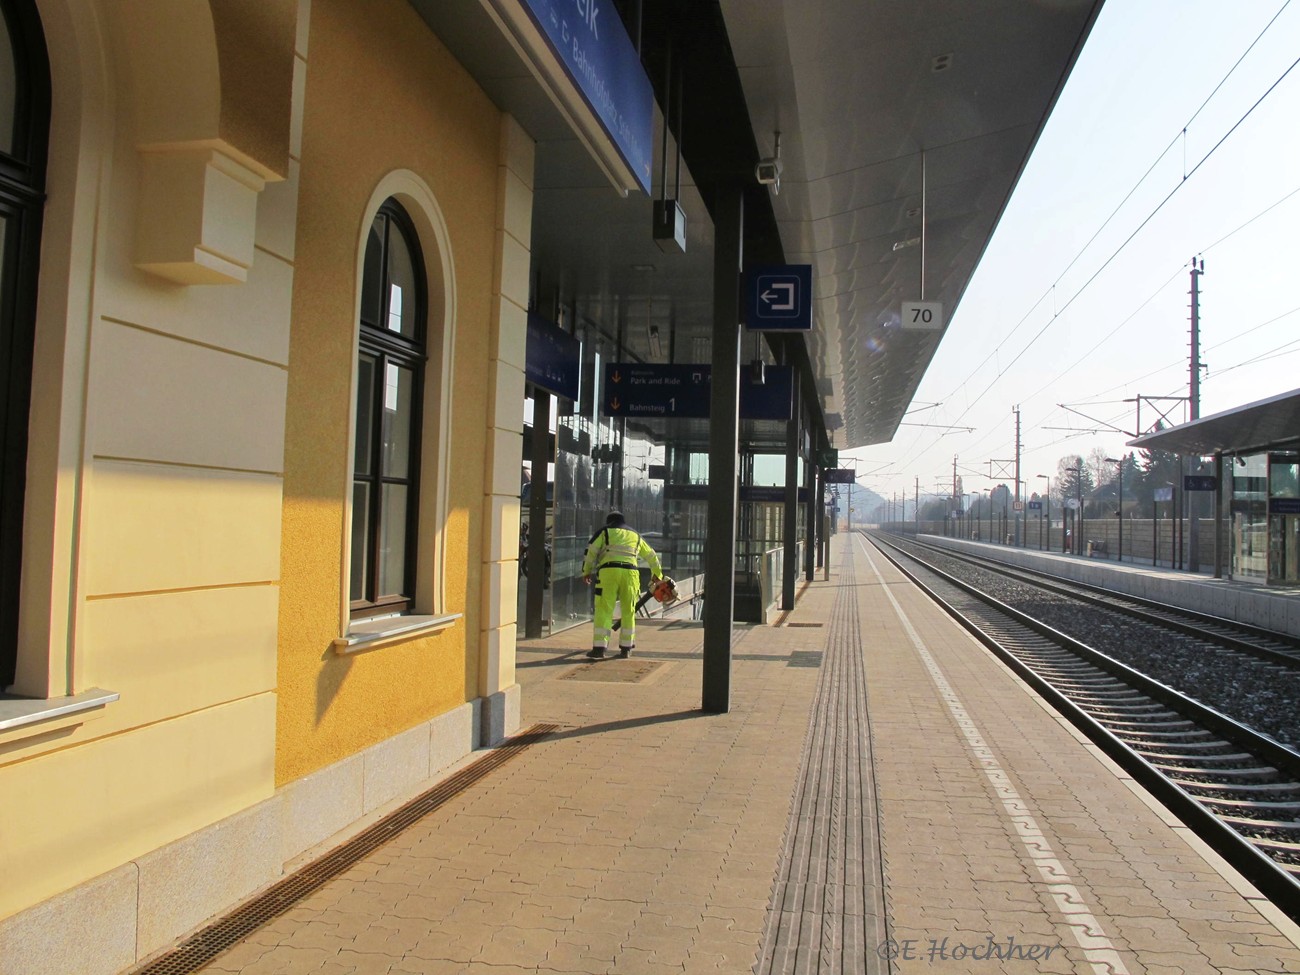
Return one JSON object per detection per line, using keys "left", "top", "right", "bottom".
{"left": 194, "top": 533, "right": 1300, "bottom": 974}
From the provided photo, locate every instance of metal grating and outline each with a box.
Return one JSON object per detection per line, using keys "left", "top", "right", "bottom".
{"left": 786, "top": 622, "right": 824, "bottom": 628}
{"left": 130, "top": 724, "right": 557, "bottom": 975}
{"left": 786, "top": 651, "right": 823, "bottom": 668}
{"left": 560, "top": 660, "right": 663, "bottom": 683}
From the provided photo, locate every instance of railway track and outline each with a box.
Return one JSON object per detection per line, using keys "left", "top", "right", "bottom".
{"left": 900, "top": 533, "right": 1300, "bottom": 669}
{"left": 866, "top": 531, "right": 1300, "bottom": 923}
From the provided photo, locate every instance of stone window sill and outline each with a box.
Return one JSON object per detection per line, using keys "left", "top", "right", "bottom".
{"left": 332, "top": 613, "right": 462, "bottom": 655}
{"left": 0, "top": 687, "right": 120, "bottom": 745}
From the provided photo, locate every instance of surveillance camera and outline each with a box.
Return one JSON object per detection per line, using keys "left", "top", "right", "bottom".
{"left": 755, "top": 157, "right": 782, "bottom": 193}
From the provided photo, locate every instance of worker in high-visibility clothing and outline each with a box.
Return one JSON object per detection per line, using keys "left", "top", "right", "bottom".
{"left": 581, "top": 511, "right": 662, "bottom": 659}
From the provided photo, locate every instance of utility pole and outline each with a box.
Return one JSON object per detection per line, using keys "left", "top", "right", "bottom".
{"left": 1013, "top": 406, "right": 1022, "bottom": 546}
{"left": 951, "top": 454, "right": 958, "bottom": 538}
{"left": 1188, "top": 258, "right": 1204, "bottom": 572}
{"left": 914, "top": 475, "right": 919, "bottom": 537}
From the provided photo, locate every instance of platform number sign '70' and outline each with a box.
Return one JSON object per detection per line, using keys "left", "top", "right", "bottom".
{"left": 901, "top": 301, "right": 944, "bottom": 331}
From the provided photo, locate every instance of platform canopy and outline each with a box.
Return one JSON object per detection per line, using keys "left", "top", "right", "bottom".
{"left": 413, "top": 0, "right": 1103, "bottom": 450}
{"left": 1128, "top": 388, "right": 1300, "bottom": 456}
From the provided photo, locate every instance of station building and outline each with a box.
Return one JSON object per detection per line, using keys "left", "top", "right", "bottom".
{"left": 0, "top": 0, "right": 1101, "bottom": 969}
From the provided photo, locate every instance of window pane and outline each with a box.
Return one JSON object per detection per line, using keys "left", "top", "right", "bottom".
{"left": 378, "top": 483, "right": 408, "bottom": 597}
{"left": 359, "top": 215, "right": 384, "bottom": 328}
{"left": 381, "top": 362, "right": 413, "bottom": 477}
{"left": 386, "top": 224, "right": 418, "bottom": 339}
{"left": 0, "top": 11, "right": 13, "bottom": 155}
{"left": 354, "top": 353, "right": 376, "bottom": 475}
{"left": 350, "top": 481, "right": 370, "bottom": 600}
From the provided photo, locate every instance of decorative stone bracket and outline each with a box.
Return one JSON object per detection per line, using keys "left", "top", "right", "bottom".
{"left": 135, "top": 143, "right": 270, "bottom": 285}
{"left": 115, "top": 0, "right": 296, "bottom": 285}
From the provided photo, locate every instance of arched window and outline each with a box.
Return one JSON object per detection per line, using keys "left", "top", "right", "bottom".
{"left": 350, "top": 201, "right": 426, "bottom": 619}
{"left": 0, "top": 0, "right": 49, "bottom": 688}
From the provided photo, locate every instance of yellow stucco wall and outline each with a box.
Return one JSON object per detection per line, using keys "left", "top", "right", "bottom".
{"left": 276, "top": 0, "right": 500, "bottom": 784}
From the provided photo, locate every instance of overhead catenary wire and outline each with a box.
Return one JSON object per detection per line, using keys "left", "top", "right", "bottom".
{"left": 892, "top": 63, "right": 1300, "bottom": 478}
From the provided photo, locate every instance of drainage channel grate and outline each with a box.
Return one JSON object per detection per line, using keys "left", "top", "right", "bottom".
{"left": 130, "top": 724, "right": 557, "bottom": 975}
{"left": 785, "top": 622, "right": 824, "bottom": 628}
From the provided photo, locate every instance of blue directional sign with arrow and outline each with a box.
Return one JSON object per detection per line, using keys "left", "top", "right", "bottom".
{"left": 603, "top": 363, "right": 711, "bottom": 417}
{"left": 602, "top": 363, "right": 795, "bottom": 421}
{"left": 745, "top": 264, "right": 812, "bottom": 331}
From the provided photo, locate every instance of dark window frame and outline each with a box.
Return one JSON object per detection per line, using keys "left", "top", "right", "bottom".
{"left": 0, "top": 0, "right": 49, "bottom": 688}
{"left": 351, "top": 202, "right": 427, "bottom": 621}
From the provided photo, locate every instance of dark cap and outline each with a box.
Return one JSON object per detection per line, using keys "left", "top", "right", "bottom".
{"left": 605, "top": 510, "right": 626, "bottom": 527}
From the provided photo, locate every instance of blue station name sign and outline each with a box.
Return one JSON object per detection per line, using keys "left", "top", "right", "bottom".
{"left": 603, "top": 363, "right": 794, "bottom": 421}
{"left": 524, "top": 312, "right": 580, "bottom": 400}
{"left": 516, "top": 0, "right": 653, "bottom": 193}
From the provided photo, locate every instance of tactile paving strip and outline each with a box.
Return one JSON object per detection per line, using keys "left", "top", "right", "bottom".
{"left": 756, "top": 553, "right": 889, "bottom": 974}
{"left": 129, "top": 724, "right": 557, "bottom": 975}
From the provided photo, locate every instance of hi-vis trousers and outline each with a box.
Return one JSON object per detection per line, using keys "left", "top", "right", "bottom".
{"left": 592, "top": 565, "right": 640, "bottom": 651}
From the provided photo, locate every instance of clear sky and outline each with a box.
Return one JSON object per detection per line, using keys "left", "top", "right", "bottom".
{"left": 848, "top": 0, "right": 1300, "bottom": 510}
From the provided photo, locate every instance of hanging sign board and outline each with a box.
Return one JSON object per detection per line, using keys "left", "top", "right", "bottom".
{"left": 1271, "top": 498, "right": 1300, "bottom": 514}
{"left": 603, "top": 363, "right": 711, "bottom": 417}
{"left": 739, "top": 365, "right": 794, "bottom": 421}
{"left": 817, "top": 448, "right": 839, "bottom": 469}
{"left": 901, "top": 301, "right": 944, "bottom": 331}
{"left": 602, "top": 363, "right": 795, "bottom": 421}
{"left": 525, "top": 313, "right": 581, "bottom": 400}
{"left": 1028, "top": 500, "right": 1043, "bottom": 510}
{"left": 824, "top": 469, "right": 856, "bottom": 484}
{"left": 514, "top": 0, "right": 654, "bottom": 193}
{"left": 745, "top": 265, "right": 813, "bottom": 331}
{"left": 1184, "top": 475, "right": 1217, "bottom": 492}
{"left": 1153, "top": 486, "right": 1173, "bottom": 502}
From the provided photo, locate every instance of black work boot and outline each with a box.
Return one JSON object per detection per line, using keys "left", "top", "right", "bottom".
{"left": 618, "top": 644, "right": 634, "bottom": 658}
{"left": 586, "top": 647, "right": 606, "bottom": 659}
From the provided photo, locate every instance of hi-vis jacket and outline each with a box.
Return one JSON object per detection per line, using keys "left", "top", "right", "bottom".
{"left": 582, "top": 526, "right": 662, "bottom": 579}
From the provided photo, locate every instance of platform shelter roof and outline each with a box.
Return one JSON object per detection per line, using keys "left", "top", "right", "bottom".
{"left": 1128, "top": 388, "right": 1300, "bottom": 456}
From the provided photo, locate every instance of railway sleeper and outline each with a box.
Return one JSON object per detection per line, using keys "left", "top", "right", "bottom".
{"left": 1136, "top": 749, "right": 1253, "bottom": 763}
{"left": 1171, "top": 778, "right": 1300, "bottom": 795}
{"left": 1242, "top": 837, "right": 1300, "bottom": 857}
{"left": 1149, "top": 763, "right": 1279, "bottom": 781}
{"left": 1219, "top": 814, "right": 1300, "bottom": 832}
{"left": 1135, "top": 739, "right": 1242, "bottom": 752}
{"left": 1198, "top": 795, "right": 1300, "bottom": 812}
{"left": 1120, "top": 728, "right": 1221, "bottom": 741}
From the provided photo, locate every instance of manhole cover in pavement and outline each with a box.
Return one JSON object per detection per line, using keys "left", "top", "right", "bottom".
{"left": 561, "top": 659, "right": 663, "bottom": 683}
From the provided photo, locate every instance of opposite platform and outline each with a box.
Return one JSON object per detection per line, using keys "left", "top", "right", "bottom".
{"left": 183, "top": 532, "right": 1300, "bottom": 974}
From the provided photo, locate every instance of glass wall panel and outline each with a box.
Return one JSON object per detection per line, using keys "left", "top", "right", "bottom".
{"left": 1230, "top": 452, "right": 1269, "bottom": 580}
{"left": 1269, "top": 453, "right": 1299, "bottom": 499}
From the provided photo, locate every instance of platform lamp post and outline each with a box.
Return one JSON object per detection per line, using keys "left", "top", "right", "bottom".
{"left": 1105, "top": 457, "right": 1123, "bottom": 563}
{"left": 1064, "top": 465, "right": 1083, "bottom": 555}
{"left": 1036, "top": 474, "right": 1050, "bottom": 551}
